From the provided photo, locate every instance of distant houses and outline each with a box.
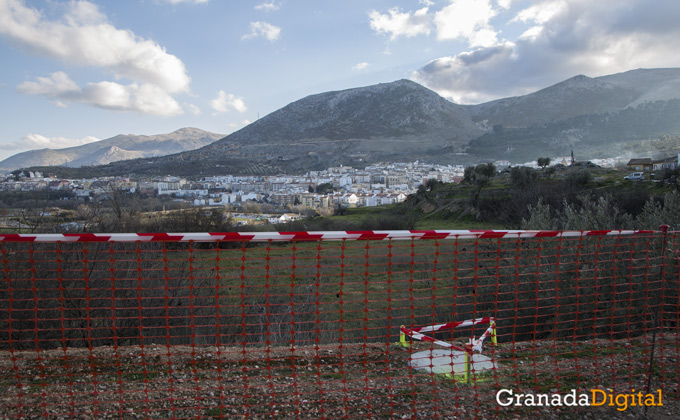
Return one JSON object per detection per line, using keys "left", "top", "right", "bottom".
{"left": 627, "top": 154, "right": 679, "bottom": 172}
{"left": 266, "top": 213, "right": 302, "bottom": 224}
{"left": 626, "top": 158, "right": 653, "bottom": 172}
{"left": 279, "top": 213, "right": 301, "bottom": 223}
{"left": 653, "top": 154, "right": 679, "bottom": 171}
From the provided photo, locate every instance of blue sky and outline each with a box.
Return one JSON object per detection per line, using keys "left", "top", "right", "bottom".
{"left": 1, "top": 0, "right": 680, "bottom": 161}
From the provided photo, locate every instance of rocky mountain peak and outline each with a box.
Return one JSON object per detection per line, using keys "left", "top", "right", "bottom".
{"left": 0, "top": 128, "right": 224, "bottom": 171}
{"left": 210, "top": 79, "right": 481, "bottom": 148}
{"left": 547, "top": 74, "right": 612, "bottom": 91}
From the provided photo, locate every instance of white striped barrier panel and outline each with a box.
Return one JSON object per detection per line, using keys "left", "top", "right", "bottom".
{"left": 399, "top": 317, "right": 497, "bottom": 383}
{"left": 399, "top": 317, "right": 497, "bottom": 353}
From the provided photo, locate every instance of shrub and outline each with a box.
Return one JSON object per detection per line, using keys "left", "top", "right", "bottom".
{"left": 566, "top": 169, "right": 593, "bottom": 187}
{"left": 510, "top": 166, "right": 539, "bottom": 190}
{"left": 522, "top": 194, "right": 633, "bottom": 230}
{"left": 635, "top": 190, "right": 680, "bottom": 230}
{"left": 521, "top": 199, "right": 556, "bottom": 230}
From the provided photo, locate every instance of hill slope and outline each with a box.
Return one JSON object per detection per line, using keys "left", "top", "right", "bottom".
{"left": 162, "top": 79, "right": 483, "bottom": 174}
{"left": 465, "top": 68, "right": 680, "bottom": 161}
{"left": 468, "top": 75, "right": 639, "bottom": 128}
{"left": 0, "top": 128, "right": 223, "bottom": 172}
{"left": 469, "top": 68, "right": 680, "bottom": 128}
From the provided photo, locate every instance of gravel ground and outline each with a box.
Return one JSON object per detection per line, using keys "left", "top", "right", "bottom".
{"left": 1, "top": 334, "right": 678, "bottom": 419}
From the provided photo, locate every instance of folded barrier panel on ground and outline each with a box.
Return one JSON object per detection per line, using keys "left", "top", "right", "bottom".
{"left": 0, "top": 229, "right": 678, "bottom": 418}
{"left": 399, "top": 317, "right": 496, "bottom": 382}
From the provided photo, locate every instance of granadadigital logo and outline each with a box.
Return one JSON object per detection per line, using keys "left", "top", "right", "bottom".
{"left": 496, "top": 389, "right": 663, "bottom": 411}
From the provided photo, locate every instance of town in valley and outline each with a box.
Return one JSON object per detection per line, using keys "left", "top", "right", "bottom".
{"left": 3, "top": 151, "right": 674, "bottom": 232}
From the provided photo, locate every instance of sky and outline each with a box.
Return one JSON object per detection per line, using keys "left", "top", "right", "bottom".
{"left": 1, "top": 0, "right": 680, "bottom": 161}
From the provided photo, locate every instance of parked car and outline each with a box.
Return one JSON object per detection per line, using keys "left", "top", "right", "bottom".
{"left": 624, "top": 172, "right": 645, "bottom": 181}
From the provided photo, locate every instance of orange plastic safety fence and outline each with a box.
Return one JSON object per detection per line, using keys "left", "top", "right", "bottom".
{"left": 1, "top": 230, "right": 678, "bottom": 419}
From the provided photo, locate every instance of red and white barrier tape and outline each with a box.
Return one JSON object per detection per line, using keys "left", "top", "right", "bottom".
{"left": 401, "top": 317, "right": 496, "bottom": 354}
{"left": 0, "top": 229, "right": 656, "bottom": 243}
{"left": 402, "top": 328, "right": 467, "bottom": 352}
{"left": 408, "top": 317, "right": 493, "bottom": 334}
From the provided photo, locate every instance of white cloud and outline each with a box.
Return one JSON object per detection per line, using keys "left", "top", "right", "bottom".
{"left": 242, "top": 21, "right": 281, "bottom": 41}
{"left": 15, "top": 71, "right": 79, "bottom": 97}
{"left": 496, "top": 0, "right": 512, "bottom": 9}
{"left": 6, "top": 134, "right": 100, "bottom": 151}
{"left": 210, "top": 91, "right": 247, "bottom": 114}
{"left": 368, "top": 1, "right": 507, "bottom": 46}
{"left": 0, "top": 0, "right": 190, "bottom": 115}
{"left": 413, "top": 0, "right": 680, "bottom": 103}
{"left": 353, "top": 62, "right": 370, "bottom": 71}
{"left": 368, "top": 7, "right": 431, "bottom": 41}
{"left": 0, "top": 0, "right": 190, "bottom": 93}
{"left": 79, "top": 81, "right": 132, "bottom": 110}
{"left": 434, "top": 0, "right": 499, "bottom": 47}
{"left": 255, "top": 1, "right": 281, "bottom": 12}
{"left": 512, "top": 0, "right": 567, "bottom": 24}
{"left": 187, "top": 103, "right": 202, "bottom": 115}
{"left": 412, "top": 42, "right": 518, "bottom": 103}
{"left": 17, "top": 72, "right": 184, "bottom": 116}
{"left": 130, "top": 83, "right": 184, "bottom": 115}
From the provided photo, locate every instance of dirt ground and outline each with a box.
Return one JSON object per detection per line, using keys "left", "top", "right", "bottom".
{"left": 1, "top": 335, "right": 678, "bottom": 419}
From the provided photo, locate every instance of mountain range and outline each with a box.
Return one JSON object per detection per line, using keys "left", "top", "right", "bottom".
{"left": 0, "top": 128, "right": 223, "bottom": 172}
{"left": 5, "top": 68, "right": 680, "bottom": 176}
